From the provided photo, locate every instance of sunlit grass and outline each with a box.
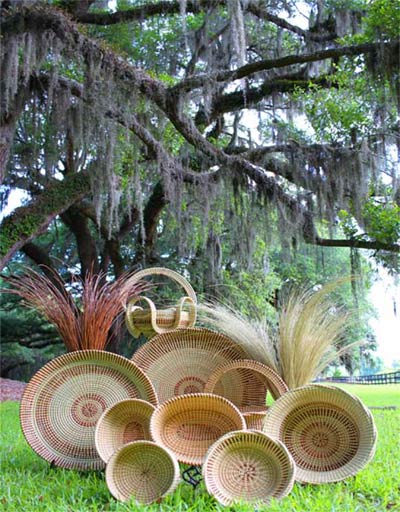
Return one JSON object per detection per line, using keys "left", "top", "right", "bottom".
{"left": 1, "top": 384, "right": 399, "bottom": 511}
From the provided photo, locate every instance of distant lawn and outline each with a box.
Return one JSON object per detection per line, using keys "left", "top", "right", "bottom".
{"left": 327, "top": 383, "right": 400, "bottom": 408}
{"left": 1, "top": 385, "right": 399, "bottom": 511}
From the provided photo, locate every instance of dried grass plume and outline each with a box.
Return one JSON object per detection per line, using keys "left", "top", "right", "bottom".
{"left": 198, "top": 279, "right": 357, "bottom": 389}
{"left": 3, "top": 267, "right": 146, "bottom": 351}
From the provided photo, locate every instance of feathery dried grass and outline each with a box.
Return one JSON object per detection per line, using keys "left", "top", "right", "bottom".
{"left": 198, "top": 279, "right": 357, "bottom": 389}
{"left": 197, "top": 303, "right": 279, "bottom": 372}
{"left": 3, "top": 267, "right": 146, "bottom": 351}
{"left": 277, "top": 281, "right": 356, "bottom": 389}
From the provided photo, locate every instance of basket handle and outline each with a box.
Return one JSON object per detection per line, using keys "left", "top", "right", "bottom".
{"left": 174, "top": 296, "right": 197, "bottom": 329}
{"left": 125, "top": 295, "right": 197, "bottom": 337}
{"left": 125, "top": 296, "right": 158, "bottom": 338}
{"left": 126, "top": 267, "right": 197, "bottom": 304}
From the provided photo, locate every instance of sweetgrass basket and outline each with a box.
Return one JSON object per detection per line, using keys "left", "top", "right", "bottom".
{"left": 263, "top": 384, "right": 377, "bottom": 483}
{"left": 242, "top": 407, "right": 270, "bottom": 430}
{"left": 132, "top": 327, "right": 248, "bottom": 403}
{"left": 20, "top": 350, "right": 158, "bottom": 470}
{"left": 105, "top": 441, "right": 180, "bottom": 504}
{"left": 203, "top": 430, "right": 295, "bottom": 507}
{"left": 125, "top": 267, "right": 197, "bottom": 338}
{"left": 204, "top": 359, "right": 288, "bottom": 412}
{"left": 95, "top": 399, "right": 156, "bottom": 463}
{"left": 150, "top": 393, "right": 246, "bottom": 465}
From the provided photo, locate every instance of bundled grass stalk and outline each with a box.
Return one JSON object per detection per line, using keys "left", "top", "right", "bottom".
{"left": 198, "top": 303, "right": 279, "bottom": 372}
{"left": 278, "top": 281, "right": 355, "bottom": 389}
{"left": 3, "top": 267, "right": 146, "bottom": 351}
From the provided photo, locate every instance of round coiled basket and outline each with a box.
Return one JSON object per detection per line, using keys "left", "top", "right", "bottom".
{"left": 95, "top": 399, "right": 156, "bottom": 463}
{"left": 150, "top": 393, "right": 246, "bottom": 465}
{"left": 203, "top": 430, "right": 295, "bottom": 507}
{"left": 263, "top": 384, "right": 377, "bottom": 483}
{"left": 105, "top": 441, "right": 180, "bottom": 504}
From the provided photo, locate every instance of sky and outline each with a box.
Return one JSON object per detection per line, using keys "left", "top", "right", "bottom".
{"left": 369, "top": 270, "right": 400, "bottom": 367}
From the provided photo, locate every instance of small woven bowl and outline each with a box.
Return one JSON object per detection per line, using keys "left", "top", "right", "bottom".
{"left": 150, "top": 393, "right": 246, "bottom": 465}
{"left": 95, "top": 399, "right": 156, "bottom": 463}
{"left": 263, "top": 384, "right": 377, "bottom": 484}
{"left": 203, "top": 430, "right": 295, "bottom": 507}
{"left": 106, "top": 441, "right": 180, "bottom": 504}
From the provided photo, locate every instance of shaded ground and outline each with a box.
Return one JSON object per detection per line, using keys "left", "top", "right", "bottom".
{"left": 0, "top": 378, "right": 26, "bottom": 401}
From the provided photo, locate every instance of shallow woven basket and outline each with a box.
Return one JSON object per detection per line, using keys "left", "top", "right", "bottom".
{"left": 203, "top": 430, "right": 295, "bottom": 507}
{"left": 125, "top": 267, "right": 197, "bottom": 339}
{"left": 204, "top": 359, "right": 289, "bottom": 411}
{"left": 132, "top": 328, "right": 248, "bottom": 403}
{"left": 106, "top": 441, "right": 180, "bottom": 504}
{"left": 20, "top": 350, "right": 158, "bottom": 470}
{"left": 95, "top": 399, "right": 156, "bottom": 463}
{"left": 150, "top": 393, "right": 246, "bottom": 465}
{"left": 263, "top": 384, "right": 377, "bottom": 484}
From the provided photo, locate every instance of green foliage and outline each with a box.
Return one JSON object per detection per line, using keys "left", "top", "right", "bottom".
{"left": 296, "top": 80, "right": 372, "bottom": 143}
{"left": 1, "top": 385, "right": 399, "bottom": 511}
{"left": 364, "top": 0, "right": 400, "bottom": 40}
{"left": 362, "top": 200, "right": 400, "bottom": 245}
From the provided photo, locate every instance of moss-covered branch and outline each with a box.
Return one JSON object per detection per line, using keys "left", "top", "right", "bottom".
{"left": 0, "top": 172, "right": 91, "bottom": 269}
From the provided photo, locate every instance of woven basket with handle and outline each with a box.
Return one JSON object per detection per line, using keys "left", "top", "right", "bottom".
{"left": 204, "top": 358, "right": 289, "bottom": 412}
{"left": 125, "top": 267, "right": 197, "bottom": 339}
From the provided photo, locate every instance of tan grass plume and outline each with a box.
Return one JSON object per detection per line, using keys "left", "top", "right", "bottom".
{"left": 198, "top": 279, "right": 358, "bottom": 389}
{"left": 277, "top": 280, "right": 356, "bottom": 389}
{"left": 198, "top": 302, "right": 279, "bottom": 372}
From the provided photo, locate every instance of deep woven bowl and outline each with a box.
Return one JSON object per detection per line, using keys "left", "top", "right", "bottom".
{"left": 263, "top": 384, "right": 377, "bottom": 483}
{"left": 20, "top": 350, "right": 158, "bottom": 470}
{"left": 95, "top": 399, "right": 156, "bottom": 463}
{"left": 204, "top": 359, "right": 288, "bottom": 410}
{"left": 106, "top": 441, "right": 180, "bottom": 504}
{"left": 203, "top": 430, "right": 295, "bottom": 507}
{"left": 150, "top": 393, "right": 246, "bottom": 465}
{"left": 132, "top": 328, "right": 247, "bottom": 403}
{"left": 242, "top": 407, "right": 269, "bottom": 430}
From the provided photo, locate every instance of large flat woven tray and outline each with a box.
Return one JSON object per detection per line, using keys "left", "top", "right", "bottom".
{"left": 131, "top": 328, "right": 248, "bottom": 403}
{"left": 263, "top": 384, "right": 377, "bottom": 483}
{"left": 20, "top": 350, "right": 158, "bottom": 470}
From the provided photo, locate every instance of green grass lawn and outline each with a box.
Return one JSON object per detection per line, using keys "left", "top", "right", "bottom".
{"left": 1, "top": 385, "right": 399, "bottom": 511}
